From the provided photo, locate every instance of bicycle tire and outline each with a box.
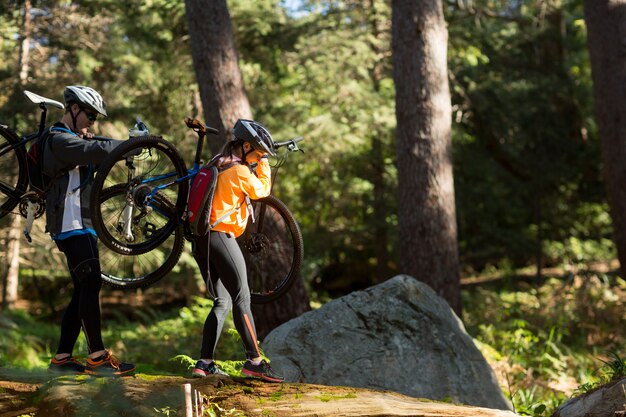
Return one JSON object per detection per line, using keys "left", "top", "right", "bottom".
{"left": 0, "top": 125, "right": 28, "bottom": 219}
{"left": 238, "top": 195, "right": 304, "bottom": 304}
{"left": 99, "top": 184, "right": 184, "bottom": 289}
{"left": 90, "top": 135, "right": 189, "bottom": 255}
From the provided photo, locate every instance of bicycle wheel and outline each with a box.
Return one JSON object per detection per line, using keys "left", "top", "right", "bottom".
{"left": 98, "top": 184, "right": 184, "bottom": 289}
{"left": 90, "top": 135, "right": 189, "bottom": 255}
{"left": 238, "top": 195, "right": 304, "bottom": 304}
{"left": 0, "top": 125, "right": 28, "bottom": 219}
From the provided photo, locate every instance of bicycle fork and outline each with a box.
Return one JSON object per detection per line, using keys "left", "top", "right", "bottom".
{"left": 120, "top": 200, "right": 135, "bottom": 242}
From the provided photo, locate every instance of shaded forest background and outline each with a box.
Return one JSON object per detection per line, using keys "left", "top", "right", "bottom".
{"left": 0, "top": 0, "right": 614, "bottom": 299}
{"left": 0, "top": 1, "right": 624, "bottom": 415}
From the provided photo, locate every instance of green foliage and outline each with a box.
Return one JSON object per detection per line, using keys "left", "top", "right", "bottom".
{"left": 573, "top": 351, "right": 626, "bottom": 395}
{"left": 0, "top": 310, "right": 54, "bottom": 370}
{"left": 237, "top": 0, "right": 399, "bottom": 291}
{"left": 0, "top": 3, "right": 624, "bottom": 413}
{"left": 464, "top": 270, "right": 625, "bottom": 416}
{"left": 448, "top": 0, "right": 608, "bottom": 273}
{"left": 0, "top": 0, "right": 618, "bottom": 299}
{"left": 0, "top": 270, "right": 622, "bottom": 415}
{"left": 0, "top": 297, "right": 247, "bottom": 375}
{"left": 153, "top": 406, "right": 177, "bottom": 416}
{"left": 103, "top": 296, "right": 246, "bottom": 373}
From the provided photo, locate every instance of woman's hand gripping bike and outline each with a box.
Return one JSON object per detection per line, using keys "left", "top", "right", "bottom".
{"left": 89, "top": 118, "right": 304, "bottom": 304}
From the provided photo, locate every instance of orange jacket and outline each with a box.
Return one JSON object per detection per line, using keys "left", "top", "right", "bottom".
{"left": 210, "top": 158, "right": 271, "bottom": 237}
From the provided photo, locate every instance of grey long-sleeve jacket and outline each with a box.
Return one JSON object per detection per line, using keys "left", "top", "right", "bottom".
{"left": 42, "top": 122, "right": 125, "bottom": 238}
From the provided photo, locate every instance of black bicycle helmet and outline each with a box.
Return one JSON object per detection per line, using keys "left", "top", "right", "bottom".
{"left": 63, "top": 85, "right": 107, "bottom": 117}
{"left": 233, "top": 119, "right": 276, "bottom": 156}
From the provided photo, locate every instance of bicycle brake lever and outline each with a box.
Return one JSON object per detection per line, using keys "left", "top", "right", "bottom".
{"left": 287, "top": 142, "right": 304, "bottom": 153}
{"left": 136, "top": 117, "right": 148, "bottom": 131}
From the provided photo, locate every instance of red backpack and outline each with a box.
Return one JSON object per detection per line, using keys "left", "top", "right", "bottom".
{"left": 186, "top": 164, "right": 219, "bottom": 236}
{"left": 186, "top": 157, "right": 242, "bottom": 236}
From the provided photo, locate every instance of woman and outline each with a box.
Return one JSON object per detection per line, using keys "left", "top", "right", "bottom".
{"left": 191, "top": 119, "right": 283, "bottom": 383}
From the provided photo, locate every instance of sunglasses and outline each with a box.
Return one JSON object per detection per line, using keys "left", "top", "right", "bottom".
{"left": 82, "top": 109, "right": 98, "bottom": 121}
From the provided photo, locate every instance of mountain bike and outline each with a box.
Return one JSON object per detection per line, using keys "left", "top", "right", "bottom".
{"left": 0, "top": 91, "right": 62, "bottom": 227}
{"left": 89, "top": 118, "right": 304, "bottom": 304}
{"left": 0, "top": 91, "right": 181, "bottom": 290}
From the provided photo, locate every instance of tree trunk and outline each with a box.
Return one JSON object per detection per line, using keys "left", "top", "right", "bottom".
{"left": 2, "top": 0, "right": 32, "bottom": 310}
{"left": 371, "top": 135, "right": 391, "bottom": 282}
{"left": 252, "top": 283, "right": 310, "bottom": 340}
{"left": 184, "top": 0, "right": 252, "bottom": 156}
{"left": 185, "top": 0, "right": 310, "bottom": 337}
{"left": 18, "top": 0, "right": 32, "bottom": 85}
{"left": 2, "top": 216, "right": 20, "bottom": 310}
{"left": 583, "top": 0, "right": 626, "bottom": 279}
{"left": 391, "top": 0, "right": 461, "bottom": 314}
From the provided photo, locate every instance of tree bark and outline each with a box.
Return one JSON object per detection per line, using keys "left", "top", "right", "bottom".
{"left": 184, "top": 0, "right": 252, "bottom": 156}
{"left": 2, "top": 216, "right": 20, "bottom": 310}
{"left": 184, "top": 0, "right": 310, "bottom": 337}
{"left": 252, "top": 283, "right": 311, "bottom": 340}
{"left": 392, "top": 0, "right": 461, "bottom": 314}
{"left": 18, "top": 0, "right": 31, "bottom": 85}
{"left": 2, "top": 0, "right": 32, "bottom": 310}
{"left": 583, "top": 0, "right": 626, "bottom": 279}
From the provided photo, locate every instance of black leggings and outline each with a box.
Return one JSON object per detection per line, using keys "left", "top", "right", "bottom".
{"left": 193, "top": 231, "right": 261, "bottom": 360}
{"left": 55, "top": 234, "right": 104, "bottom": 354}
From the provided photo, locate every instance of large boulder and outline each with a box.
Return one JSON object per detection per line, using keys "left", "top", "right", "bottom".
{"left": 552, "top": 377, "right": 626, "bottom": 417}
{"left": 263, "top": 275, "right": 512, "bottom": 410}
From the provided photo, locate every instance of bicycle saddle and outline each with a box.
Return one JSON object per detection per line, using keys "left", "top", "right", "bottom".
{"left": 23, "top": 90, "right": 65, "bottom": 110}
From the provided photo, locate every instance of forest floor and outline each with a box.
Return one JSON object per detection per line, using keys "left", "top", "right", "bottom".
{"left": 2, "top": 260, "right": 623, "bottom": 415}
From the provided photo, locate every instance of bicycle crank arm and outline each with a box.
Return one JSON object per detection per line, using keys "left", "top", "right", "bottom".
{"left": 22, "top": 201, "right": 37, "bottom": 244}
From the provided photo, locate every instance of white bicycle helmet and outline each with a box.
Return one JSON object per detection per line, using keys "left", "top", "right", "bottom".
{"left": 64, "top": 85, "right": 107, "bottom": 117}
{"left": 233, "top": 119, "right": 276, "bottom": 156}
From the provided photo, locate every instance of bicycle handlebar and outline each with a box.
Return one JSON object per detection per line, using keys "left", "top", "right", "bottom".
{"left": 274, "top": 136, "right": 304, "bottom": 149}
{"left": 95, "top": 117, "right": 300, "bottom": 149}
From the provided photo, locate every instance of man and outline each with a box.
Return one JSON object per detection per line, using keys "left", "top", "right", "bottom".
{"left": 44, "top": 86, "right": 134, "bottom": 375}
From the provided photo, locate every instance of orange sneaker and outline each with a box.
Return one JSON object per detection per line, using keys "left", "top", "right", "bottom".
{"left": 86, "top": 350, "right": 135, "bottom": 376}
{"left": 48, "top": 356, "right": 86, "bottom": 374}
{"left": 242, "top": 360, "right": 283, "bottom": 383}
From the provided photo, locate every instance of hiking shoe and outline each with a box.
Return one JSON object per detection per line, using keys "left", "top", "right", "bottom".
{"left": 48, "top": 356, "right": 86, "bottom": 374}
{"left": 86, "top": 350, "right": 135, "bottom": 376}
{"left": 242, "top": 360, "right": 284, "bottom": 383}
{"left": 192, "top": 360, "right": 228, "bottom": 377}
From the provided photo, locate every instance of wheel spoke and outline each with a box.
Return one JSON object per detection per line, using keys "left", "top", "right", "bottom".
{"left": 98, "top": 183, "right": 184, "bottom": 289}
{"left": 90, "top": 136, "right": 188, "bottom": 255}
{"left": 238, "top": 196, "right": 303, "bottom": 304}
{"left": 0, "top": 126, "right": 28, "bottom": 218}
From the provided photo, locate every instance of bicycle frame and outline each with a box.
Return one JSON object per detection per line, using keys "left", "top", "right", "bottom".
{"left": 114, "top": 122, "right": 303, "bottom": 243}
{"left": 0, "top": 131, "right": 36, "bottom": 158}
{"left": 89, "top": 118, "right": 305, "bottom": 298}
{"left": 140, "top": 135, "right": 304, "bottom": 204}
{"left": 0, "top": 92, "right": 65, "bottom": 240}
